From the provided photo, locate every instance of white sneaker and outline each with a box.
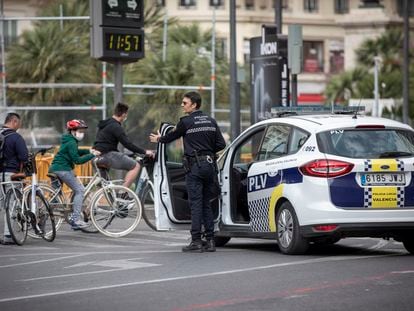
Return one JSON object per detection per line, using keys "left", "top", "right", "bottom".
{"left": 71, "top": 219, "right": 89, "bottom": 230}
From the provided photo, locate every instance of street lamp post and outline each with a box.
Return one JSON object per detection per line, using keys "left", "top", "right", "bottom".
{"left": 373, "top": 56, "right": 381, "bottom": 117}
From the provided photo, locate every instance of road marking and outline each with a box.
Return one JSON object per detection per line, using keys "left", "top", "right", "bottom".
{"left": 0, "top": 250, "right": 182, "bottom": 259}
{"left": 391, "top": 270, "right": 414, "bottom": 274}
{"left": 19, "top": 258, "right": 161, "bottom": 281}
{"left": 0, "top": 254, "right": 86, "bottom": 268}
{"left": 0, "top": 253, "right": 401, "bottom": 303}
{"left": 368, "top": 239, "right": 391, "bottom": 250}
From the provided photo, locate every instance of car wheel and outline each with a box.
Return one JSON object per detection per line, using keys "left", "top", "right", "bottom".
{"left": 214, "top": 236, "right": 231, "bottom": 247}
{"left": 276, "top": 201, "right": 309, "bottom": 255}
{"left": 402, "top": 239, "right": 414, "bottom": 255}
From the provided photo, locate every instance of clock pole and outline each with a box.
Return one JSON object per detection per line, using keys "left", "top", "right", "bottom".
{"left": 114, "top": 60, "right": 123, "bottom": 105}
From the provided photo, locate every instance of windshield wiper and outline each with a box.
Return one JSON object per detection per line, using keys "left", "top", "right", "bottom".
{"left": 379, "top": 151, "right": 414, "bottom": 158}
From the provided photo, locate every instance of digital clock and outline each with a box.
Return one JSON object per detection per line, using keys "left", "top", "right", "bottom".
{"left": 92, "top": 27, "right": 145, "bottom": 63}
{"left": 105, "top": 33, "right": 141, "bottom": 52}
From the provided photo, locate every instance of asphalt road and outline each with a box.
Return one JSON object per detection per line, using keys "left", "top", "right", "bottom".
{"left": 0, "top": 221, "right": 413, "bottom": 311}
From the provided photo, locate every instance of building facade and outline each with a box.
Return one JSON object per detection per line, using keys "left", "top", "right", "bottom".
{"left": 1, "top": 0, "right": 413, "bottom": 105}
{"left": 153, "top": 0, "right": 412, "bottom": 103}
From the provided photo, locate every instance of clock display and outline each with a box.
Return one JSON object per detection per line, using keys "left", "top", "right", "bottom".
{"left": 105, "top": 33, "right": 141, "bottom": 52}
{"left": 98, "top": 27, "right": 145, "bottom": 62}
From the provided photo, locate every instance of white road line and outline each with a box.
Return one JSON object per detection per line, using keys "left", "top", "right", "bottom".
{"left": 0, "top": 249, "right": 184, "bottom": 259}
{"left": 368, "top": 239, "right": 391, "bottom": 250}
{"left": 0, "top": 254, "right": 87, "bottom": 268}
{"left": 0, "top": 253, "right": 400, "bottom": 303}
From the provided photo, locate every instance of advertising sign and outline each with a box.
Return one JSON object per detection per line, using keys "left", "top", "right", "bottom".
{"left": 250, "top": 34, "right": 289, "bottom": 123}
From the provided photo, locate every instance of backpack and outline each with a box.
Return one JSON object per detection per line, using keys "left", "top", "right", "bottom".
{"left": 0, "top": 128, "right": 16, "bottom": 170}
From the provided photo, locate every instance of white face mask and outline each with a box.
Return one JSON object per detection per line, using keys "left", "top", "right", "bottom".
{"left": 74, "top": 132, "right": 85, "bottom": 141}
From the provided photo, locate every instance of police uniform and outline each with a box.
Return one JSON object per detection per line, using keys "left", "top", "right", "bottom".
{"left": 159, "top": 110, "right": 226, "bottom": 248}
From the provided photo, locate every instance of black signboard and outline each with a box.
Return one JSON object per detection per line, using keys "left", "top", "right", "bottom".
{"left": 103, "top": 0, "right": 144, "bottom": 28}
{"left": 250, "top": 35, "right": 290, "bottom": 123}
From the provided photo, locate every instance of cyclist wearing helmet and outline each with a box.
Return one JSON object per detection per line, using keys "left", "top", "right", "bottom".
{"left": 49, "top": 119, "right": 99, "bottom": 230}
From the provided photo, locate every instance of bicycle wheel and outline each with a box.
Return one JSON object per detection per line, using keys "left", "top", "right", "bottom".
{"left": 141, "top": 183, "right": 156, "bottom": 231}
{"left": 69, "top": 189, "right": 99, "bottom": 233}
{"left": 5, "top": 188, "right": 27, "bottom": 245}
{"left": 24, "top": 190, "right": 56, "bottom": 242}
{"left": 34, "top": 185, "right": 65, "bottom": 234}
{"left": 90, "top": 185, "right": 141, "bottom": 238}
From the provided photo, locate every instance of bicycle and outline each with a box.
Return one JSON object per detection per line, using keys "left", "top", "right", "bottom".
{"left": 134, "top": 154, "right": 156, "bottom": 230}
{"left": 3, "top": 147, "right": 56, "bottom": 245}
{"left": 43, "top": 156, "right": 142, "bottom": 237}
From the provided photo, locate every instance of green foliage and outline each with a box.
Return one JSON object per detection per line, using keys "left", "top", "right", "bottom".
{"left": 325, "top": 27, "right": 414, "bottom": 117}
{"left": 125, "top": 23, "right": 230, "bottom": 135}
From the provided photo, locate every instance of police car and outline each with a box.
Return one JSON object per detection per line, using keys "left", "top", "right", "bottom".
{"left": 153, "top": 108, "right": 414, "bottom": 255}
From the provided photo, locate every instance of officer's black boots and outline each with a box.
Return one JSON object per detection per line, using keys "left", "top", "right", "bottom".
{"left": 182, "top": 240, "right": 203, "bottom": 253}
{"left": 203, "top": 239, "right": 216, "bottom": 252}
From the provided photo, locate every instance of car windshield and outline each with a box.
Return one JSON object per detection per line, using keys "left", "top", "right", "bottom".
{"left": 317, "top": 128, "right": 414, "bottom": 159}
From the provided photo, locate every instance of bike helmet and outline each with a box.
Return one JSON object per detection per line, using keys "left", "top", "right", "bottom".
{"left": 66, "top": 119, "right": 88, "bottom": 131}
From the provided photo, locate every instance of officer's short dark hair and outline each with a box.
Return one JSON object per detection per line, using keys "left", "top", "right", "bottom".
{"left": 184, "top": 92, "right": 202, "bottom": 109}
{"left": 4, "top": 112, "right": 21, "bottom": 124}
{"left": 114, "top": 102, "right": 129, "bottom": 117}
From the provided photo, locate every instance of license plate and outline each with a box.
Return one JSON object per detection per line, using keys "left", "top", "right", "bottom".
{"left": 361, "top": 173, "right": 406, "bottom": 186}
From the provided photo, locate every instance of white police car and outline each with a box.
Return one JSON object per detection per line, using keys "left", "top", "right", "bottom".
{"left": 153, "top": 108, "right": 414, "bottom": 255}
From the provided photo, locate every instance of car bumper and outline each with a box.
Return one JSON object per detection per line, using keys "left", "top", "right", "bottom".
{"left": 301, "top": 222, "right": 414, "bottom": 240}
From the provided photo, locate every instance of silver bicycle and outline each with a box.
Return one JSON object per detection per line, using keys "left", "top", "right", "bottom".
{"left": 42, "top": 156, "right": 142, "bottom": 238}
{"left": 3, "top": 148, "right": 56, "bottom": 245}
{"left": 134, "top": 154, "right": 156, "bottom": 230}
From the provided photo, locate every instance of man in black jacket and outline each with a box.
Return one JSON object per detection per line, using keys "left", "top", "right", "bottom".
{"left": 150, "top": 92, "right": 226, "bottom": 252}
{"left": 0, "top": 112, "right": 28, "bottom": 245}
{"left": 93, "top": 102, "right": 153, "bottom": 188}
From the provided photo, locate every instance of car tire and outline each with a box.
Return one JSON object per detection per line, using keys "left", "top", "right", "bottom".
{"left": 214, "top": 236, "right": 231, "bottom": 247}
{"left": 276, "top": 201, "right": 309, "bottom": 255}
{"left": 402, "top": 239, "right": 414, "bottom": 255}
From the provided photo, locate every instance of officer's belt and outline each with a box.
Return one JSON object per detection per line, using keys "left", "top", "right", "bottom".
{"left": 186, "top": 155, "right": 214, "bottom": 165}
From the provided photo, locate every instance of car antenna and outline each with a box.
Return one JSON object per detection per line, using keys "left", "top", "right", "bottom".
{"left": 352, "top": 97, "right": 362, "bottom": 119}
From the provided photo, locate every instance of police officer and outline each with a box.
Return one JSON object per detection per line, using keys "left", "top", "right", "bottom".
{"left": 149, "top": 92, "right": 226, "bottom": 253}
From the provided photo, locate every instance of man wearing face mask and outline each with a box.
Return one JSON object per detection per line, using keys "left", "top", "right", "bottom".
{"left": 49, "top": 119, "right": 98, "bottom": 230}
{"left": 93, "top": 102, "right": 153, "bottom": 189}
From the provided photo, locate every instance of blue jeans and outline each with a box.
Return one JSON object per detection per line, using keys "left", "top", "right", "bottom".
{"left": 186, "top": 161, "right": 216, "bottom": 241}
{"left": 54, "top": 171, "right": 85, "bottom": 222}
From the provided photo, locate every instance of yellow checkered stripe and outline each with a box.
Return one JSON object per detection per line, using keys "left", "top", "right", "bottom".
{"left": 363, "top": 159, "right": 404, "bottom": 208}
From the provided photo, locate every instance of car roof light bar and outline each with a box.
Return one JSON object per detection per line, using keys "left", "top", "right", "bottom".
{"left": 265, "top": 105, "right": 365, "bottom": 119}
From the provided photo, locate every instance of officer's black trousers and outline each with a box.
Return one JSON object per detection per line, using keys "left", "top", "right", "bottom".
{"left": 186, "top": 160, "right": 216, "bottom": 241}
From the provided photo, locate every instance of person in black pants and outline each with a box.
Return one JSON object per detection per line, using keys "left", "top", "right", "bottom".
{"left": 0, "top": 113, "right": 29, "bottom": 245}
{"left": 149, "top": 92, "right": 226, "bottom": 252}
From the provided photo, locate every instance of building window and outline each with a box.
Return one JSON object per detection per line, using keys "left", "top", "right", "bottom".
{"left": 303, "top": 41, "right": 324, "bottom": 73}
{"left": 243, "top": 39, "right": 250, "bottom": 63}
{"left": 217, "top": 38, "right": 228, "bottom": 60}
{"left": 210, "top": 0, "right": 224, "bottom": 7}
{"left": 3, "top": 20, "right": 18, "bottom": 50}
{"left": 359, "top": 0, "right": 382, "bottom": 8}
{"left": 335, "top": 0, "right": 349, "bottom": 14}
{"left": 179, "top": 0, "right": 196, "bottom": 7}
{"left": 329, "top": 40, "right": 344, "bottom": 74}
{"left": 245, "top": 0, "right": 255, "bottom": 10}
{"left": 304, "top": 0, "right": 318, "bottom": 13}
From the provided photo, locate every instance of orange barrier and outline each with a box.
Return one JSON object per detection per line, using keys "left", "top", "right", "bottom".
{"left": 34, "top": 147, "right": 93, "bottom": 182}
{"left": 32, "top": 147, "right": 94, "bottom": 197}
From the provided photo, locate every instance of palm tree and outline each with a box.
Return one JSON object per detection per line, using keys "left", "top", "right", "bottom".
{"left": 325, "top": 27, "right": 413, "bottom": 117}
{"left": 124, "top": 23, "right": 230, "bottom": 139}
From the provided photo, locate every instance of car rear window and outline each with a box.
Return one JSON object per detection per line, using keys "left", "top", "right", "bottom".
{"left": 317, "top": 128, "right": 414, "bottom": 159}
